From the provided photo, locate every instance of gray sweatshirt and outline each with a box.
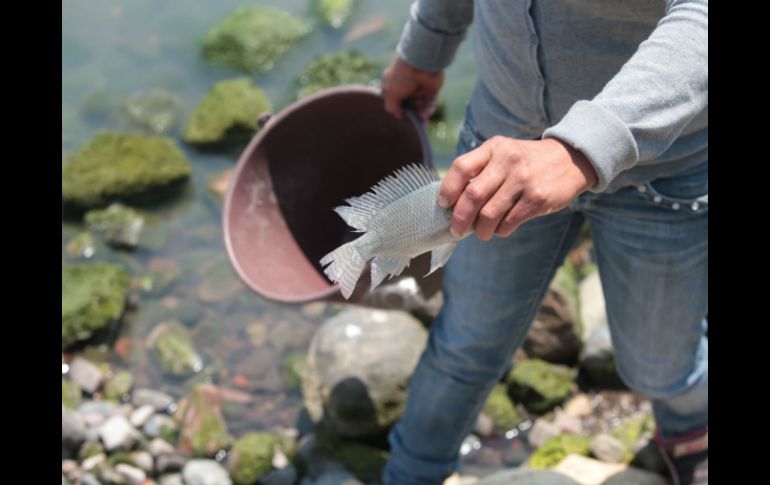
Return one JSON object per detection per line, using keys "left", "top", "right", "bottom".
{"left": 396, "top": 0, "right": 708, "bottom": 193}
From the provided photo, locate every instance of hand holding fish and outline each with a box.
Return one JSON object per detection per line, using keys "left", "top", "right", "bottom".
{"left": 439, "top": 136, "right": 598, "bottom": 240}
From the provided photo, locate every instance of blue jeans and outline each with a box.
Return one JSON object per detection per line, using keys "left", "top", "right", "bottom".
{"left": 383, "top": 116, "right": 708, "bottom": 484}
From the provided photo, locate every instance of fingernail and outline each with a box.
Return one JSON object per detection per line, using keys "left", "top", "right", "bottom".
{"left": 438, "top": 195, "right": 449, "bottom": 208}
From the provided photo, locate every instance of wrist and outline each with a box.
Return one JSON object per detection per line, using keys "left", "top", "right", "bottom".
{"left": 549, "top": 138, "right": 598, "bottom": 192}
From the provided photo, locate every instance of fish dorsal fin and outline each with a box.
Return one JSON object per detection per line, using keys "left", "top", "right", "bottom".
{"left": 334, "top": 163, "right": 439, "bottom": 231}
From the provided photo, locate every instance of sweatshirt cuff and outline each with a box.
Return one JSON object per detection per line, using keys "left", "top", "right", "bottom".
{"left": 396, "top": 2, "right": 468, "bottom": 72}
{"left": 542, "top": 100, "right": 639, "bottom": 192}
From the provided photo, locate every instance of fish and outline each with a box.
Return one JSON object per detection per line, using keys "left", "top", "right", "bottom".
{"left": 320, "top": 163, "right": 465, "bottom": 299}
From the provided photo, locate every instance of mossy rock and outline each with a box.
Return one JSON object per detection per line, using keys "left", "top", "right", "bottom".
{"left": 107, "top": 451, "right": 137, "bottom": 468}
{"left": 483, "top": 384, "right": 522, "bottom": 432}
{"left": 313, "top": 428, "right": 389, "bottom": 483}
{"left": 62, "top": 379, "right": 82, "bottom": 409}
{"left": 62, "top": 132, "right": 191, "bottom": 207}
{"left": 609, "top": 415, "right": 655, "bottom": 464}
{"left": 507, "top": 359, "right": 575, "bottom": 414}
{"left": 85, "top": 203, "right": 146, "bottom": 249}
{"left": 529, "top": 433, "right": 591, "bottom": 469}
{"left": 552, "top": 259, "right": 581, "bottom": 335}
{"left": 78, "top": 441, "right": 104, "bottom": 461}
{"left": 202, "top": 6, "right": 311, "bottom": 73}
{"left": 281, "top": 351, "right": 307, "bottom": 389}
{"left": 123, "top": 88, "right": 181, "bottom": 134}
{"left": 65, "top": 232, "right": 100, "bottom": 259}
{"left": 103, "top": 371, "right": 134, "bottom": 401}
{"left": 151, "top": 320, "right": 203, "bottom": 378}
{"left": 296, "top": 50, "right": 380, "bottom": 99}
{"left": 227, "top": 432, "right": 276, "bottom": 485}
{"left": 62, "top": 264, "right": 131, "bottom": 349}
{"left": 182, "top": 78, "right": 271, "bottom": 144}
{"left": 176, "top": 384, "right": 232, "bottom": 457}
{"left": 312, "top": 0, "right": 358, "bottom": 28}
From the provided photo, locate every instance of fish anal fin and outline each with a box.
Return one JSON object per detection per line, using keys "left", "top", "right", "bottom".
{"left": 370, "top": 255, "right": 411, "bottom": 291}
{"left": 427, "top": 242, "right": 457, "bottom": 276}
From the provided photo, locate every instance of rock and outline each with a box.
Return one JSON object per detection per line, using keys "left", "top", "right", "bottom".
{"left": 148, "top": 320, "right": 203, "bottom": 377}
{"left": 311, "top": 429, "right": 389, "bottom": 483}
{"left": 81, "top": 452, "right": 106, "bottom": 472}
{"left": 78, "top": 400, "right": 122, "bottom": 423}
{"left": 79, "top": 440, "right": 105, "bottom": 461}
{"left": 295, "top": 50, "right": 379, "bottom": 99}
{"left": 69, "top": 358, "right": 106, "bottom": 394}
{"left": 579, "top": 325, "right": 624, "bottom": 388}
{"left": 608, "top": 415, "right": 655, "bottom": 464}
{"left": 158, "top": 474, "right": 183, "bottom": 485}
{"left": 553, "top": 454, "right": 628, "bottom": 485}
{"left": 124, "top": 88, "right": 181, "bottom": 134}
{"left": 129, "top": 451, "right": 154, "bottom": 473}
{"left": 148, "top": 438, "right": 175, "bottom": 457}
{"left": 183, "top": 78, "right": 271, "bottom": 144}
{"left": 578, "top": 271, "right": 606, "bottom": 341}
{"left": 99, "top": 415, "right": 139, "bottom": 451}
{"left": 85, "top": 204, "right": 145, "bottom": 249}
{"left": 281, "top": 351, "right": 306, "bottom": 389}
{"left": 80, "top": 472, "right": 101, "bottom": 485}
{"left": 313, "top": 469, "right": 364, "bottom": 485}
{"left": 523, "top": 287, "right": 582, "bottom": 365}
{"left": 104, "top": 371, "right": 134, "bottom": 401}
{"left": 62, "top": 379, "right": 83, "bottom": 408}
{"left": 553, "top": 410, "right": 584, "bottom": 435}
{"left": 156, "top": 453, "right": 186, "bottom": 474}
{"left": 312, "top": 0, "right": 357, "bottom": 28}
{"left": 175, "top": 384, "right": 232, "bottom": 457}
{"left": 507, "top": 359, "right": 575, "bottom": 414}
{"left": 142, "top": 414, "right": 178, "bottom": 442}
{"left": 209, "top": 170, "right": 232, "bottom": 200}
{"left": 129, "top": 405, "right": 155, "bottom": 428}
{"left": 475, "top": 468, "right": 580, "bottom": 485}
{"left": 132, "top": 388, "right": 174, "bottom": 412}
{"left": 66, "top": 232, "right": 99, "bottom": 259}
{"left": 301, "top": 302, "right": 327, "bottom": 318}
{"left": 528, "top": 419, "right": 560, "bottom": 448}
{"left": 260, "top": 465, "right": 298, "bottom": 485}
{"left": 141, "top": 258, "right": 182, "bottom": 296}
{"left": 115, "top": 464, "right": 145, "bottom": 485}
{"left": 227, "top": 432, "right": 276, "bottom": 485}
{"left": 474, "top": 412, "right": 494, "bottom": 438}
{"left": 589, "top": 433, "right": 627, "bottom": 464}
{"left": 62, "top": 264, "right": 130, "bottom": 349}
{"left": 302, "top": 308, "right": 428, "bottom": 437}
{"left": 97, "top": 464, "right": 129, "bottom": 484}
{"left": 182, "top": 459, "right": 232, "bottom": 485}
{"left": 482, "top": 384, "right": 522, "bottom": 433}
{"left": 202, "top": 6, "right": 311, "bottom": 73}
{"left": 61, "top": 132, "right": 191, "bottom": 207}
{"left": 563, "top": 394, "right": 593, "bottom": 418}
{"left": 528, "top": 434, "right": 591, "bottom": 469}
{"left": 552, "top": 260, "right": 582, "bottom": 332}
{"left": 63, "top": 407, "right": 87, "bottom": 457}
{"left": 196, "top": 256, "right": 245, "bottom": 303}
{"left": 601, "top": 467, "right": 670, "bottom": 485}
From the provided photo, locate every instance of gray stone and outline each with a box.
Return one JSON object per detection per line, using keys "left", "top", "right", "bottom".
{"left": 82, "top": 453, "right": 106, "bottom": 472}
{"left": 602, "top": 468, "right": 670, "bottom": 485}
{"left": 81, "top": 473, "right": 102, "bottom": 485}
{"left": 63, "top": 407, "right": 87, "bottom": 457}
{"left": 115, "top": 464, "right": 146, "bottom": 485}
{"left": 590, "top": 433, "right": 627, "bottom": 463}
{"left": 129, "top": 405, "right": 155, "bottom": 428}
{"left": 475, "top": 468, "right": 580, "bottom": 485}
{"left": 142, "top": 414, "right": 178, "bottom": 440}
{"left": 132, "top": 388, "right": 174, "bottom": 412}
{"left": 580, "top": 325, "right": 624, "bottom": 388}
{"left": 182, "top": 459, "right": 232, "bottom": 485}
{"left": 158, "top": 474, "right": 184, "bottom": 485}
{"left": 99, "top": 415, "right": 138, "bottom": 451}
{"left": 313, "top": 469, "right": 363, "bottom": 485}
{"left": 302, "top": 308, "right": 428, "bottom": 437}
{"left": 523, "top": 287, "right": 582, "bottom": 365}
{"left": 553, "top": 410, "right": 584, "bottom": 435}
{"left": 148, "top": 438, "right": 175, "bottom": 457}
{"left": 130, "top": 451, "right": 154, "bottom": 473}
{"left": 527, "top": 419, "right": 560, "bottom": 448}
{"left": 70, "top": 358, "right": 106, "bottom": 393}
{"left": 79, "top": 400, "right": 122, "bottom": 419}
{"left": 156, "top": 453, "right": 186, "bottom": 474}
{"left": 578, "top": 271, "right": 607, "bottom": 341}
{"left": 260, "top": 465, "right": 298, "bottom": 485}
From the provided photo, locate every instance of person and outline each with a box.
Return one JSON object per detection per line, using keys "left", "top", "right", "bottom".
{"left": 380, "top": 1, "right": 708, "bottom": 484}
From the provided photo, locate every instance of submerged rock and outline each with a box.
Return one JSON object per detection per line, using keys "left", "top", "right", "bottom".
{"left": 85, "top": 204, "right": 145, "bottom": 249}
{"left": 175, "top": 384, "right": 232, "bottom": 457}
{"left": 528, "top": 433, "right": 591, "bottom": 469}
{"left": 281, "top": 351, "right": 306, "bottom": 389}
{"left": 310, "top": 429, "right": 389, "bottom": 483}
{"left": 149, "top": 320, "right": 203, "bottom": 377}
{"left": 507, "top": 359, "right": 575, "bottom": 414}
{"left": 202, "top": 6, "right": 311, "bottom": 74}
{"left": 482, "top": 384, "right": 522, "bottom": 433}
{"left": 296, "top": 50, "right": 380, "bottom": 99}
{"left": 227, "top": 432, "right": 276, "bottom": 485}
{"left": 62, "top": 132, "right": 191, "bottom": 207}
{"left": 196, "top": 256, "right": 244, "bottom": 303}
{"left": 312, "top": 0, "right": 358, "bottom": 28}
{"left": 124, "top": 88, "right": 181, "bottom": 134}
{"left": 62, "top": 264, "right": 130, "bottom": 349}
{"left": 182, "top": 78, "right": 271, "bottom": 144}
{"left": 65, "top": 232, "right": 99, "bottom": 259}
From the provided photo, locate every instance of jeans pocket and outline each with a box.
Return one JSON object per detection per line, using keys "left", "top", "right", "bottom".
{"left": 639, "top": 162, "right": 708, "bottom": 213}
{"left": 456, "top": 106, "right": 487, "bottom": 156}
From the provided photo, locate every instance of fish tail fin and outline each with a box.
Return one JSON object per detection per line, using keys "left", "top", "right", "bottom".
{"left": 320, "top": 241, "right": 367, "bottom": 300}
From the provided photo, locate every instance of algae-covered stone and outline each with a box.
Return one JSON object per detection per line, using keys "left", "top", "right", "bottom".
{"left": 313, "top": 429, "right": 389, "bottom": 483}
{"left": 62, "top": 132, "right": 191, "bottom": 207}
{"left": 182, "top": 78, "right": 271, "bottom": 144}
{"left": 227, "top": 432, "right": 276, "bottom": 485}
{"left": 62, "top": 264, "right": 131, "bottom": 349}
{"left": 78, "top": 441, "right": 105, "bottom": 461}
{"left": 65, "top": 232, "right": 98, "bottom": 259}
{"left": 202, "top": 6, "right": 311, "bottom": 73}
{"left": 312, "top": 0, "right": 358, "bottom": 28}
{"left": 85, "top": 203, "right": 145, "bottom": 249}
{"left": 507, "top": 359, "right": 574, "bottom": 414}
{"left": 124, "top": 88, "right": 181, "bottom": 134}
{"left": 175, "top": 384, "right": 232, "bottom": 457}
{"left": 62, "top": 379, "right": 82, "bottom": 409}
{"left": 529, "top": 433, "right": 591, "bottom": 469}
{"left": 150, "top": 320, "right": 203, "bottom": 377}
{"left": 296, "top": 50, "right": 380, "bottom": 99}
{"left": 281, "top": 351, "right": 306, "bottom": 389}
{"left": 483, "top": 384, "right": 522, "bottom": 433}
{"left": 608, "top": 415, "right": 654, "bottom": 464}
{"left": 103, "top": 371, "right": 134, "bottom": 401}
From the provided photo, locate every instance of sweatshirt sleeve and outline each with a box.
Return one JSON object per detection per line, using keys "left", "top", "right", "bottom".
{"left": 396, "top": 0, "right": 475, "bottom": 73}
{"left": 542, "top": 0, "right": 708, "bottom": 192}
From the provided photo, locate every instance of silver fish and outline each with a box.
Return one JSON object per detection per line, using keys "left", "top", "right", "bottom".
{"left": 320, "top": 163, "right": 465, "bottom": 299}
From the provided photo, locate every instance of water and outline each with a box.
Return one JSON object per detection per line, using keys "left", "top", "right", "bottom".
{"left": 62, "top": 0, "right": 530, "bottom": 475}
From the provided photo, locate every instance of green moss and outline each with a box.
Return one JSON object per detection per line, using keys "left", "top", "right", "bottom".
{"left": 103, "top": 371, "right": 134, "bottom": 401}
{"left": 507, "top": 359, "right": 574, "bottom": 414}
{"left": 107, "top": 451, "right": 136, "bottom": 468}
{"left": 85, "top": 203, "right": 146, "bottom": 249}
{"left": 78, "top": 441, "right": 104, "bottom": 461}
{"left": 312, "top": 0, "right": 357, "bottom": 28}
{"left": 529, "top": 433, "right": 591, "bottom": 469}
{"left": 182, "top": 78, "right": 271, "bottom": 144}
{"left": 152, "top": 321, "right": 203, "bottom": 377}
{"left": 296, "top": 50, "right": 380, "bottom": 99}
{"left": 202, "top": 6, "right": 311, "bottom": 73}
{"left": 551, "top": 260, "right": 581, "bottom": 337}
{"left": 180, "top": 384, "right": 232, "bottom": 457}
{"left": 62, "top": 379, "right": 82, "bottom": 409}
{"left": 65, "top": 232, "right": 98, "bottom": 259}
{"left": 62, "top": 132, "right": 191, "bottom": 207}
{"left": 483, "top": 384, "right": 522, "bottom": 432}
{"left": 228, "top": 432, "right": 276, "bottom": 485}
{"left": 314, "top": 429, "right": 389, "bottom": 483}
{"left": 62, "top": 264, "right": 131, "bottom": 349}
{"left": 609, "top": 415, "right": 654, "bottom": 464}
{"left": 281, "top": 351, "right": 307, "bottom": 389}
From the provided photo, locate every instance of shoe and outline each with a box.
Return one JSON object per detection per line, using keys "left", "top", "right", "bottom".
{"left": 654, "top": 426, "right": 708, "bottom": 485}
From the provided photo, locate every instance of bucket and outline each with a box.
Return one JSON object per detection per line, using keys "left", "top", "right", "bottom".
{"left": 223, "top": 85, "right": 442, "bottom": 305}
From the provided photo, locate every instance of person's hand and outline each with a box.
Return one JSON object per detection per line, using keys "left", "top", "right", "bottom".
{"left": 382, "top": 57, "right": 444, "bottom": 121}
{"left": 438, "top": 136, "right": 598, "bottom": 240}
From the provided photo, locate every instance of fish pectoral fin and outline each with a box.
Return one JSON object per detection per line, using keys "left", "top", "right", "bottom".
{"left": 427, "top": 242, "right": 457, "bottom": 276}
{"left": 370, "top": 255, "right": 411, "bottom": 291}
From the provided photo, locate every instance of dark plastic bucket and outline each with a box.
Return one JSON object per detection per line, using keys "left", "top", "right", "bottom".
{"left": 223, "top": 85, "right": 442, "bottom": 304}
